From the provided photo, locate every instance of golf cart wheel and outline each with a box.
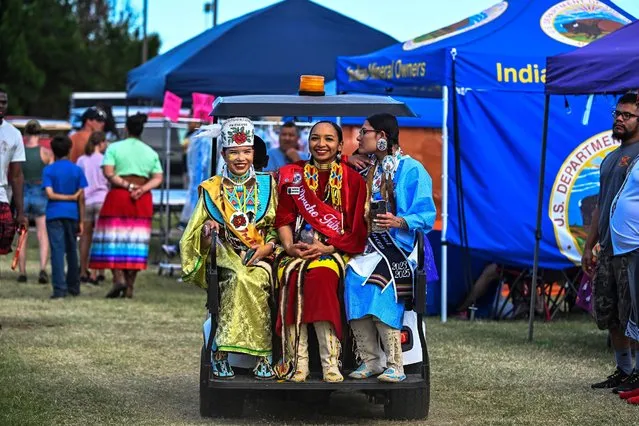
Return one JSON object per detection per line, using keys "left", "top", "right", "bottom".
{"left": 199, "top": 345, "right": 245, "bottom": 418}
{"left": 384, "top": 386, "right": 429, "bottom": 420}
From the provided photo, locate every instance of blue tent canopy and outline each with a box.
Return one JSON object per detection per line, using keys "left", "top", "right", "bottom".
{"left": 336, "top": 0, "right": 635, "bottom": 320}
{"left": 337, "top": 0, "right": 634, "bottom": 96}
{"left": 546, "top": 19, "right": 639, "bottom": 94}
{"left": 127, "top": 0, "right": 397, "bottom": 101}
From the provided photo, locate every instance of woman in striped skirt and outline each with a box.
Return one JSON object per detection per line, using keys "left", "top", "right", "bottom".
{"left": 90, "top": 113, "right": 163, "bottom": 298}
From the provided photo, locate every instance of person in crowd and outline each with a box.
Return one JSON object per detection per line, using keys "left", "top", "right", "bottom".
{"left": 274, "top": 121, "right": 368, "bottom": 383}
{"left": 584, "top": 93, "right": 639, "bottom": 392}
{"left": 90, "top": 113, "right": 163, "bottom": 298}
{"left": 253, "top": 135, "right": 270, "bottom": 172}
{"left": 42, "top": 135, "right": 87, "bottom": 299}
{"left": 264, "top": 121, "right": 309, "bottom": 172}
{"left": 180, "top": 118, "right": 279, "bottom": 379}
{"left": 17, "top": 119, "right": 53, "bottom": 283}
{"left": 584, "top": 92, "right": 639, "bottom": 391}
{"left": 95, "top": 102, "right": 120, "bottom": 141}
{"left": 344, "top": 113, "right": 435, "bottom": 383}
{"left": 0, "top": 89, "right": 28, "bottom": 257}
{"left": 179, "top": 121, "right": 209, "bottom": 227}
{"left": 70, "top": 107, "right": 107, "bottom": 162}
{"left": 76, "top": 131, "right": 109, "bottom": 284}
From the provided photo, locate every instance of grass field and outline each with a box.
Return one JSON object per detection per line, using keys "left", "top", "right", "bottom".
{"left": 1, "top": 241, "right": 638, "bottom": 425}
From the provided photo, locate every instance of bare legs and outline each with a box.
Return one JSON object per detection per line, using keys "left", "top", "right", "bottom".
{"left": 18, "top": 215, "right": 49, "bottom": 279}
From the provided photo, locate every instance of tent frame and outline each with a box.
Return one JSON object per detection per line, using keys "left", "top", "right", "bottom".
{"left": 533, "top": 90, "right": 627, "bottom": 341}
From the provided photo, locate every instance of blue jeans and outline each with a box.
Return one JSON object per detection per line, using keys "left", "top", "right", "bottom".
{"left": 47, "top": 219, "right": 80, "bottom": 297}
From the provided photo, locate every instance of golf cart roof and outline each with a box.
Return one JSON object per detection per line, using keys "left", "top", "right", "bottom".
{"left": 211, "top": 94, "right": 416, "bottom": 118}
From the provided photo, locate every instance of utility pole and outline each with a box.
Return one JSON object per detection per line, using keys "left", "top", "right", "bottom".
{"left": 142, "top": 0, "right": 149, "bottom": 63}
{"left": 204, "top": 0, "right": 218, "bottom": 28}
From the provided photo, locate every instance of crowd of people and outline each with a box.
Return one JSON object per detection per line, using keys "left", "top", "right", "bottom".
{"left": 0, "top": 89, "right": 162, "bottom": 299}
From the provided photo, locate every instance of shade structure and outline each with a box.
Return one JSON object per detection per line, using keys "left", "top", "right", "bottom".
{"left": 127, "top": 0, "right": 396, "bottom": 101}
{"left": 546, "top": 20, "right": 639, "bottom": 94}
{"left": 211, "top": 94, "right": 416, "bottom": 118}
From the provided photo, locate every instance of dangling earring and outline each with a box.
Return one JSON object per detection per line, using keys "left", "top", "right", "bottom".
{"left": 336, "top": 151, "right": 342, "bottom": 162}
{"left": 377, "top": 138, "right": 388, "bottom": 152}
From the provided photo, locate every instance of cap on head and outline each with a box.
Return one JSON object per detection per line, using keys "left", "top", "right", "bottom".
{"left": 82, "top": 107, "right": 107, "bottom": 123}
{"left": 221, "top": 117, "right": 254, "bottom": 149}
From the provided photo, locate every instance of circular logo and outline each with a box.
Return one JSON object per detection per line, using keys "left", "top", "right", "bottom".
{"left": 402, "top": 1, "right": 508, "bottom": 51}
{"left": 549, "top": 131, "right": 619, "bottom": 264}
{"left": 540, "top": 0, "right": 630, "bottom": 47}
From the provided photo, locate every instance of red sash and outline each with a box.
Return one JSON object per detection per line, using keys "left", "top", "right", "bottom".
{"left": 279, "top": 165, "right": 343, "bottom": 240}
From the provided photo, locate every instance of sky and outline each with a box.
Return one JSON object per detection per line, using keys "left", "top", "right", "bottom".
{"left": 125, "top": 0, "right": 639, "bottom": 54}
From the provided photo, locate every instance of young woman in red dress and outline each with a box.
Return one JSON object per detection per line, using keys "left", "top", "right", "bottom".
{"left": 274, "top": 121, "right": 368, "bottom": 382}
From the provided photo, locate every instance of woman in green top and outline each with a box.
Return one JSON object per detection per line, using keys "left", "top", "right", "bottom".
{"left": 18, "top": 120, "right": 53, "bottom": 283}
{"left": 90, "top": 114, "right": 163, "bottom": 298}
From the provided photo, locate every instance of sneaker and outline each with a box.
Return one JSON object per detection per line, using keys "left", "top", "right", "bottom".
{"left": 591, "top": 368, "right": 629, "bottom": 389}
{"left": 17, "top": 275, "right": 27, "bottom": 283}
{"left": 162, "top": 244, "right": 178, "bottom": 258}
{"left": 613, "top": 370, "right": 639, "bottom": 394}
{"left": 348, "top": 362, "right": 384, "bottom": 379}
{"left": 38, "top": 270, "right": 49, "bottom": 284}
{"left": 378, "top": 367, "right": 406, "bottom": 383}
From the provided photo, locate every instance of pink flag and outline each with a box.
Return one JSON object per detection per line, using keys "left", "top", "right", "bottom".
{"left": 192, "top": 92, "right": 215, "bottom": 122}
{"left": 162, "top": 91, "right": 182, "bottom": 122}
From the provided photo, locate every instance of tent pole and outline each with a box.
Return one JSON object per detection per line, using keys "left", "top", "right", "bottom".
{"left": 529, "top": 94, "right": 551, "bottom": 342}
{"left": 441, "top": 86, "right": 449, "bottom": 323}
{"left": 164, "top": 120, "right": 171, "bottom": 248}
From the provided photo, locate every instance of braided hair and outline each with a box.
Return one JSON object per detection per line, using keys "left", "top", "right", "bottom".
{"left": 366, "top": 113, "right": 400, "bottom": 213}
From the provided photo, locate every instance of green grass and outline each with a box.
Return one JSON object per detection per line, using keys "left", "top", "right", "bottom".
{"left": 1, "top": 240, "right": 638, "bottom": 425}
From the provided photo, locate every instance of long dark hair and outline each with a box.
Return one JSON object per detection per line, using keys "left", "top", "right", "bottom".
{"left": 366, "top": 113, "right": 400, "bottom": 213}
{"left": 367, "top": 113, "right": 399, "bottom": 156}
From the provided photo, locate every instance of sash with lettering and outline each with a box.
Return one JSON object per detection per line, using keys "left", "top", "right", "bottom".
{"left": 199, "top": 177, "right": 264, "bottom": 248}
{"left": 367, "top": 231, "right": 414, "bottom": 301}
{"left": 279, "top": 165, "right": 343, "bottom": 240}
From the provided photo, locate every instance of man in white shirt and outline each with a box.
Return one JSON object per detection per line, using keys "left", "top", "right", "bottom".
{"left": 0, "top": 89, "right": 27, "bottom": 255}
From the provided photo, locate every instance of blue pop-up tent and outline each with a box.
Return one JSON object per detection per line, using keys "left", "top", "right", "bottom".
{"left": 336, "top": 0, "right": 634, "bottom": 321}
{"left": 127, "top": 0, "right": 396, "bottom": 101}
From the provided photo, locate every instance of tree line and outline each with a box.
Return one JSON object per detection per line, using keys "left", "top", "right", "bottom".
{"left": 0, "top": 0, "right": 160, "bottom": 118}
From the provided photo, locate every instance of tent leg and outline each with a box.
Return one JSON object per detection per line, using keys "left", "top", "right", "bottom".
{"left": 529, "top": 94, "right": 551, "bottom": 342}
{"left": 441, "top": 86, "right": 449, "bottom": 323}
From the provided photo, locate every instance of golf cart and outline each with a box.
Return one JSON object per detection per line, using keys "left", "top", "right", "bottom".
{"left": 199, "top": 90, "right": 430, "bottom": 420}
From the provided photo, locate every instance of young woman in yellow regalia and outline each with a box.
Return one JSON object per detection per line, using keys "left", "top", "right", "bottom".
{"left": 180, "top": 117, "right": 278, "bottom": 380}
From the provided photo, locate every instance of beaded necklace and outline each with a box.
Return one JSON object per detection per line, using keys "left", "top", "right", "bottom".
{"left": 222, "top": 169, "right": 258, "bottom": 219}
{"left": 303, "top": 161, "right": 343, "bottom": 210}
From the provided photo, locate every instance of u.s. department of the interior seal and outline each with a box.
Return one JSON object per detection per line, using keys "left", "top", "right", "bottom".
{"left": 549, "top": 130, "right": 619, "bottom": 263}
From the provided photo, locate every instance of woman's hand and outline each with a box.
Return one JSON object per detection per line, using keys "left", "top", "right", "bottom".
{"left": 286, "top": 240, "right": 333, "bottom": 260}
{"left": 374, "top": 212, "right": 407, "bottom": 230}
{"left": 200, "top": 220, "right": 220, "bottom": 250}
{"left": 347, "top": 154, "right": 373, "bottom": 171}
{"left": 246, "top": 243, "right": 275, "bottom": 265}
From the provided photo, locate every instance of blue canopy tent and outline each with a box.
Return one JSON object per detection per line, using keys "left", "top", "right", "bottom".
{"left": 126, "top": 0, "right": 396, "bottom": 101}
{"left": 530, "top": 19, "right": 639, "bottom": 339}
{"left": 336, "top": 0, "right": 634, "bottom": 322}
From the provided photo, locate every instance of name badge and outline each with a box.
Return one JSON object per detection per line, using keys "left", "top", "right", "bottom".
{"left": 287, "top": 187, "right": 301, "bottom": 195}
